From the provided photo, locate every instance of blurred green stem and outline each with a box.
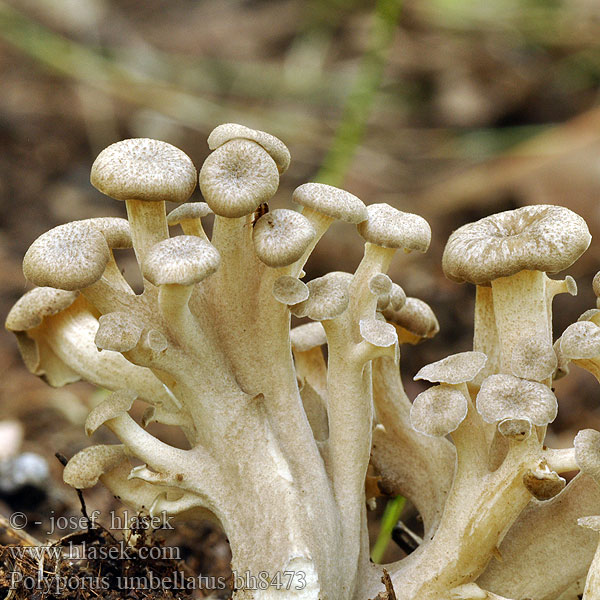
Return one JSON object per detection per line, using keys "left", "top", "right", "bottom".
{"left": 316, "top": 0, "right": 402, "bottom": 186}
{"left": 371, "top": 494, "right": 406, "bottom": 564}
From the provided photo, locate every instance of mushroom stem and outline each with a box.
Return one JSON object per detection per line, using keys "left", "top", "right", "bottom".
{"left": 544, "top": 447, "right": 579, "bottom": 474}
{"left": 180, "top": 219, "right": 209, "bottom": 241}
{"left": 125, "top": 199, "right": 168, "bottom": 267}
{"left": 157, "top": 284, "right": 203, "bottom": 352}
{"left": 491, "top": 270, "right": 552, "bottom": 380}
{"left": 290, "top": 207, "right": 333, "bottom": 277}
{"left": 583, "top": 533, "right": 600, "bottom": 599}
{"left": 473, "top": 285, "right": 499, "bottom": 385}
{"left": 81, "top": 278, "right": 136, "bottom": 314}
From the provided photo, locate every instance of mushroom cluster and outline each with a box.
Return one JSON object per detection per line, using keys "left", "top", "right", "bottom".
{"left": 6, "top": 124, "right": 600, "bottom": 600}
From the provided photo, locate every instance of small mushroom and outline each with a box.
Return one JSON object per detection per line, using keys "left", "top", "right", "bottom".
{"left": 199, "top": 138, "right": 279, "bottom": 218}
{"left": 414, "top": 351, "right": 487, "bottom": 385}
{"left": 290, "top": 271, "right": 352, "bottom": 321}
{"left": 91, "top": 138, "right": 197, "bottom": 264}
{"left": 382, "top": 297, "right": 439, "bottom": 345}
{"left": 95, "top": 312, "right": 146, "bottom": 353}
{"left": 167, "top": 202, "right": 213, "bottom": 240}
{"left": 476, "top": 374, "right": 558, "bottom": 427}
{"left": 63, "top": 444, "right": 128, "bottom": 489}
{"left": 272, "top": 276, "right": 309, "bottom": 305}
{"left": 252, "top": 209, "right": 315, "bottom": 268}
{"left": 560, "top": 321, "right": 600, "bottom": 383}
{"left": 85, "top": 389, "right": 137, "bottom": 436}
{"left": 207, "top": 123, "right": 291, "bottom": 174}
{"left": 410, "top": 385, "right": 468, "bottom": 438}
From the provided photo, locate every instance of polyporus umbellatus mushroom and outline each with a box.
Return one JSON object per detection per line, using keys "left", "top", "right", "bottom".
{"left": 6, "top": 125, "right": 600, "bottom": 600}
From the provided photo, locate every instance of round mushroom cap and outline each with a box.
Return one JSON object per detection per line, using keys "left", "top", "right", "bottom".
{"left": 63, "top": 444, "right": 128, "bottom": 489}
{"left": 167, "top": 202, "right": 213, "bottom": 226}
{"left": 592, "top": 272, "right": 600, "bottom": 298}
{"left": 290, "top": 271, "right": 353, "bottom": 321}
{"left": 359, "top": 318, "right": 397, "bottom": 348}
{"left": 511, "top": 337, "right": 558, "bottom": 382}
{"left": 23, "top": 221, "right": 111, "bottom": 291}
{"left": 414, "top": 351, "right": 487, "bottom": 385}
{"left": 382, "top": 297, "right": 439, "bottom": 342}
{"left": 199, "top": 139, "right": 279, "bottom": 218}
{"left": 357, "top": 203, "right": 431, "bottom": 251}
{"left": 95, "top": 312, "right": 145, "bottom": 353}
{"left": 272, "top": 276, "right": 309, "bottom": 305}
{"left": 410, "top": 384, "right": 468, "bottom": 437}
{"left": 6, "top": 287, "right": 79, "bottom": 332}
{"left": 82, "top": 217, "right": 132, "bottom": 249}
{"left": 208, "top": 123, "right": 291, "bottom": 174}
{"left": 142, "top": 236, "right": 220, "bottom": 286}
{"left": 574, "top": 429, "right": 600, "bottom": 481}
{"left": 253, "top": 209, "right": 315, "bottom": 267}
{"left": 560, "top": 321, "right": 600, "bottom": 360}
{"left": 476, "top": 373, "right": 558, "bottom": 426}
{"left": 290, "top": 322, "right": 327, "bottom": 352}
{"left": 293, "top": 183, "right": 367, "bottom": 224}
{"left": 389, "top": 283, "right": 407, "bottom": 311}
{"left": 443, "top": 205, "right": 591, "bottom": 285}
{"left": 91, "top": 138, "right": 197, "bottom": 203}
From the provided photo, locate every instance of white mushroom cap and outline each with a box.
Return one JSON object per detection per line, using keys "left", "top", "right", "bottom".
{"left": 85, "top": 389, "right": 137, "bottom": 436}
{"left": 414, "top": 351, "right": 487, "bottom": 385}
{"left": 292, "top": 183, "right": 367, "bottom": 223}
{"left": 95, "top": 312, "right": 145, "bottom": 353}
{"left": 90, "top": 138, "right": 197, "bottom": 203}
{"left": 272, "top": 276, "right": 309, "bottom": 305}
{"left": 208, "top": 123, "right": 291, "bottom": 174}
{"left": 63, "top": 444, "right": 128, "bottom": 489}
{"left": 560, "top": 321, "right": 600, "bottom": 359}
{"left": 410, "top": 384, "right": 468, "bottom": 437}
{"left": 142, "top": 236, "right": 220, "bottom": 286}
{"left": 594, "top": 272, "right": 600, "bottom": 299}
{"left": 199, "top": 139, "right": 279, "bottom": 217}
{"left": 476, "top": 374, "right": 558, "bottom": 426}
{"left": 253, "top": 209, "right": 316, "bottom": 267}
{"left": 574, "top": 429, "right": 600, "bottom": 481}
{"left": 6, "top": 287, "right": 79, "bottom": 332}
{"left": 511, "top": 337, "right": 558, "bottom": 382}
{"left": 290, "top": 271, "right": 353, "bottom": 321}
{"left": 23, "top": 221, "right": 111, "bottom": 291}
{"left": 290, "top": 322, "right": 327, "bottom": 352}
{"left": 369, "top": 273, "right": 392, "bottom": 310}
{"left": 443, "top": 205, "right": 591, "bottom": 285}
{"left": 389, "top": 283, "right": 407, "bottom": 311}
{"left": 357, "top": 204, "right": 431, "bottom": 251}
{"left": 82, "top": 217, "right": 132, "bottom": 249}
{"left": 167, "top": 202, "right": 213, "bottom": 225}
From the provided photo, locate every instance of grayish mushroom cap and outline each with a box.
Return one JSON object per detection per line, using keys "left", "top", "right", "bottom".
{"left": 142, "top": 236, "right": 220, "bottom": 286}
{"left": 382, "top": 297, "right": 439, "bottom": 341}
{"left": 594, "top": 272, "right": 600, "bottom": 299}
{"left": 6, "top": 287, "right": 79, "bottom": 332}
{"left": 511, "top": 337, "right": 558, "bottom": 382}
{"left": 359, "top": 318, "right": 398, "bottom": 348}
{"left": 82, "top": 217, "right": 132, "bottom": 249}
{"left": 63, "top": 444, "right": 128, "bottom": 489}
{"left": 253, "top": 209, "right": 315, "bottom": 267}
{"left": 357, "top": 203, "right": 431, "bottom": 251}
{"left": 272, "top": 276, "right": 309, "bottom": 305}
{"left": 167, "top": 202, "right": 213, "bottom": 225}
{"left": 574, "top": 429, "right": 600, "bottom": 481}
{"left": 85, "top": 389, "right": 137, "bottom": 436}
{"left": 208, "top": 123, "right": 291, "bottom": 174}
{"left": 290, "top": 271, "right": 352, "bottom": 321}
{"left": 476, "top": 373, "right": 558, "bottom": 426}
{"left": 90, "top": 138, "right": 197, "bottom": 203}
{"left": 560, "top": 321, "right": 600, "bottom": 360}
{"left": 290, "top": 322, "right": 327, "bottom": 352}
{"left": 95, "top": 312, "right": 145, "bottom": 353}
{"left": 442, "top": 205, "right": 591, "bottom": 285}
{"left": 23, "top": 221, "right": 111, "bottom": 291}
{"left": 389, "top": 283, "right": 407, "bottom": 311}
{"left": 292, "top": 183, "right": 367, "bottom": 223}
{"left": 199, "top": 139, "right": 279, "bottom": 218}
{"left": 410, "top": 384, "right": 468, "bottom": 437}
{"left": 414, "top": 351, "right": 487, "bottom": 385}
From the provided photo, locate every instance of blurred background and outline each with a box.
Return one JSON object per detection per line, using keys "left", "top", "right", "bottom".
{"left": 1, "top": 0, "right": 600, "bottom": 592}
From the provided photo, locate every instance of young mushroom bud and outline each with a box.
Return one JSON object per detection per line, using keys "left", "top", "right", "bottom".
{"left": 382, "top": 297, "right": 439, "bottom": 345}
{"left": 91, "top": 138, "right": 197, "bottom": 264}
{"left": 290, "top": 271, "right": 352, "bottom": 321}
{"left": 252, "top": 209, "right": 315, "bottom": 267}
{"left": 207, "top": 123, "right": 291, "bottom": 174}
{"left": 410, "top": 385, "right": 468, "bottom": 438}
{"left": 272, "top": 276, "right": 309, "bottom": 305}
{"left": 95, "top": 312, "right": 145, "bottom": 353}
{"left": 63, "top": 444, "right": 129, "bottom": 489}
{"left": 167, "top": 202, "right": 213, "bottom": 240}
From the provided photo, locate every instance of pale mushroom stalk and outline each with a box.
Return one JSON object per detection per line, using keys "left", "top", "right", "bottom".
{"left": 579, "top": 518, "right": 600, "bottom": 600}
{"left": 291, "top": 207, "right": 333, "bottom": 277}
{"left": 473, "top": 285, "right": 499, "bottom": 385}
{"left": 124, "top": 198, "right": 169, "bottom": 265}
{"left": 544, "top": 447, "right": 579, "bottom": 474}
